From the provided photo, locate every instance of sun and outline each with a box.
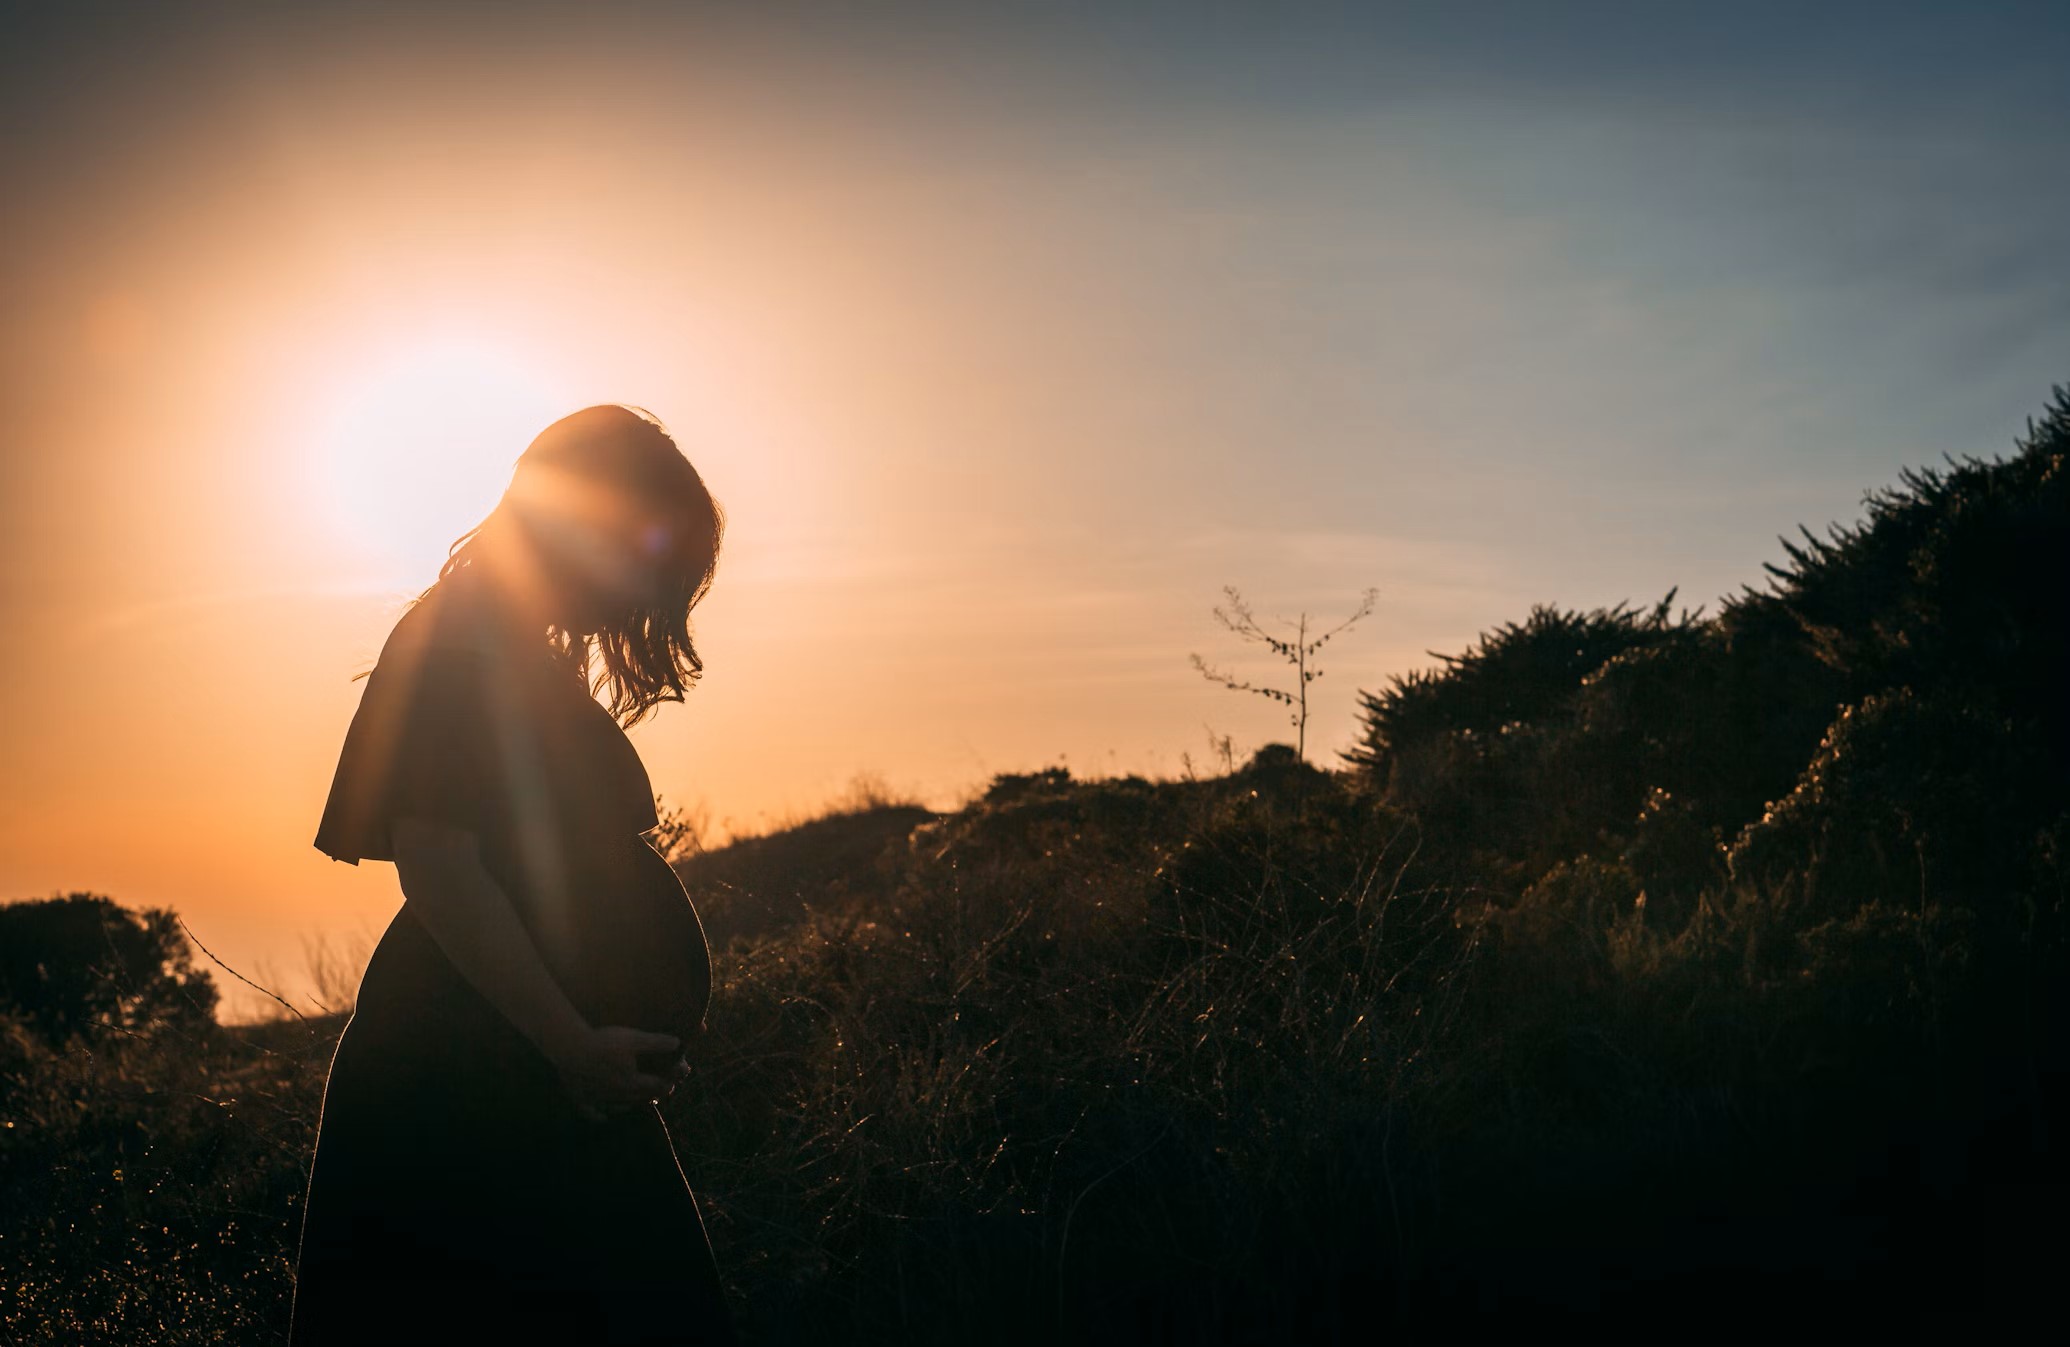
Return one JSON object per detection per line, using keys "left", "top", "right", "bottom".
{"left": 310, "top": 335, "right": 569, "bottom": 585}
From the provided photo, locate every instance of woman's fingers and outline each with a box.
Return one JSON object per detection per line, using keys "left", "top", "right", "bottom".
{"left": 573, "top": 1027, "right": 689, "bottom": 1106}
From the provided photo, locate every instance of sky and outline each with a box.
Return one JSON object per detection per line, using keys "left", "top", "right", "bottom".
{"left": 3, "top": 0, "right": 2066, "bottom": 1016}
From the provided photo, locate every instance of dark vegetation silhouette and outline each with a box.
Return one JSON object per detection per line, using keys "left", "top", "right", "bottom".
{"left": 4, "top": 386, "right": 2068, "bottom": 1343}
{"left": 0, "top": 895, "right": 218, "bottom": 1044}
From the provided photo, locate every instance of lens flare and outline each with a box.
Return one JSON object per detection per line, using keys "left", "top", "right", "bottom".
{"left": 309, "top": 336, "right": 566, "bottom": 582}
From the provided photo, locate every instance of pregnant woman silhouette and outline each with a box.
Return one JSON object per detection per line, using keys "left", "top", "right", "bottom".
{"left": 291, "top": 406, "right": 736, "bottom": 1345}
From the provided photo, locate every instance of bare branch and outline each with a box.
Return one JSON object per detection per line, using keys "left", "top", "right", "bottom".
{"left": 1300, "top": 585, "right": 1379, "bottom": 654}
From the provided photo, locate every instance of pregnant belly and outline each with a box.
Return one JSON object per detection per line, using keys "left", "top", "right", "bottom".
{"left": 500, "top": 834, "right": 714, "bottom": 1060}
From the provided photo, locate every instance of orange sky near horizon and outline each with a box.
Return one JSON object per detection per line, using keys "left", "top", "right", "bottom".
{"left": 4, "top": 4, "right": 2063, "bottom": 1020}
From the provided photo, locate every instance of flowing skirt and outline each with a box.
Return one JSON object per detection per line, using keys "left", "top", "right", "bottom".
{"left": 289, "top": 908, "right": 734, "bottom": 1346}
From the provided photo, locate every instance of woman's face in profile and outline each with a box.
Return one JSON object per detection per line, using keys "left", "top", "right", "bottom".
{"left": 532, "top": 497, "right": 674, "bottom": 628}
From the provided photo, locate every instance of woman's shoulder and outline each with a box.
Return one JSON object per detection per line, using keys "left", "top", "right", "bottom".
{"left": 373, "top": 574, "right": 592, "bottom": 719}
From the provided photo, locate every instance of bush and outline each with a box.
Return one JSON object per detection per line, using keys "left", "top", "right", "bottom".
{"left": 1726, "top": 689, "right": 2054, "bottom": 924}
{"left": 0, "top": 894, "right": 217, "bottom": 1045}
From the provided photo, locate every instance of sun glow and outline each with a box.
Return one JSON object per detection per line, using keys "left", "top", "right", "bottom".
{"left": 309, "top": 335, "right": 570, "bottom": 584}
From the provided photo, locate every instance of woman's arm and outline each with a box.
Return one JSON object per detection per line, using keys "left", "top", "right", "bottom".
{"left": 391, "top": 816, "right": 679, "bottom": 1118}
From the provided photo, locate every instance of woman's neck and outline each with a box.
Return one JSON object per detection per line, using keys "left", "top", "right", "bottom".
{"left": 448, "top": 548, "right": 573, "bottom": 630}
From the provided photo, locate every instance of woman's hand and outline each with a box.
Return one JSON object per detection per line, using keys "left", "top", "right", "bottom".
{"left": 545, "top": 1024, "right": 681, "bottom": 1123}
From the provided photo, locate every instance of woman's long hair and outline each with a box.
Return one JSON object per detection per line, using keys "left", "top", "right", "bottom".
{"left": 416, "top": 404, "right": 724, "bottom": 729}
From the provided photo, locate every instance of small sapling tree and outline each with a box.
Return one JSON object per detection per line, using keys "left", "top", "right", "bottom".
{"left": 1190, "top": 585, "right": 1379, "bottom": 762}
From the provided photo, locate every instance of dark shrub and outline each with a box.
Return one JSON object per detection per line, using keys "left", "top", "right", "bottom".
{"left": 676, "top": 802, "right": 940, "bottom": 947}
{"left": 1726, "top": 689, "right": 2053, "bottom": 924}
{"left": 0, "top": 894, "right": 217, "bottom": 1045}
{"left": 1346, "top": 593, "right": 1696, "bottom": 795}
{"left": 1757, "top": 385, "right": 2070, "bottom": 757}
{"left": 1619, "top": 786, "right": 1723, "bottom": 930}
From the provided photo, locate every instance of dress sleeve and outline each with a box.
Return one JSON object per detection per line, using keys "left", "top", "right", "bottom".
{"left": 312, "top": 638, "right": 507, "bottom": 865}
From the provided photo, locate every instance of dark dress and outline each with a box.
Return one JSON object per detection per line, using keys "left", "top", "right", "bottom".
{"left": 291, "top": 573, "right": 735, "bottom": 1346}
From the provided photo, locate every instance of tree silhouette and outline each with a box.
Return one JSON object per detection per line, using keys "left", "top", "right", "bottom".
{"left": 0, "top": 892, "right": 218, "bottom": 1043}
{"left": 1190, "top": 585, "right": 1379, "bottom": 762}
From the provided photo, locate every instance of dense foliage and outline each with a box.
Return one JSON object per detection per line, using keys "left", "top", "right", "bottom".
{"left": 3, "top": 387, "right": 2066, "bottom": 1342}
{"left": 0, "top": 895, "right": 218, "bottom": 1044}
